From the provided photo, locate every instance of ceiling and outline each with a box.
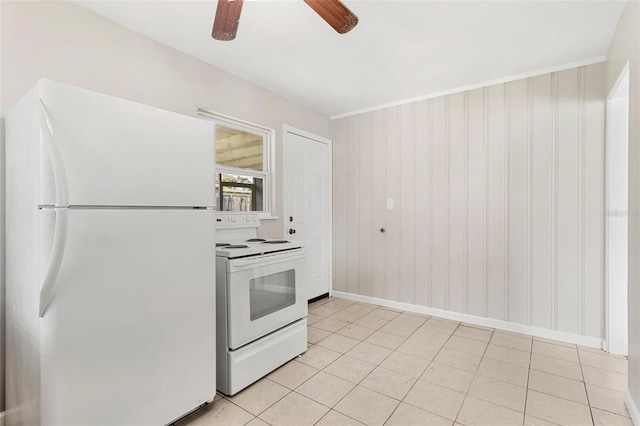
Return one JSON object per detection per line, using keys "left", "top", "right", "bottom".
{"left": 73, "top": 1, "right": 626, "bottom": 117}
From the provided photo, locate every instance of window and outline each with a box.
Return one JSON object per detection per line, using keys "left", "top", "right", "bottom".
{"left": 197, "top": 108, "right": 275, "bottom": 216}
{"left": 216, "top": 173, "right": 264, "bottom": 212}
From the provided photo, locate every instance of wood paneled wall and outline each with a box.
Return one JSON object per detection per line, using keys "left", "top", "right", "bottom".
{"left": 333, "top": 63, "right": 605, "bottom": 337}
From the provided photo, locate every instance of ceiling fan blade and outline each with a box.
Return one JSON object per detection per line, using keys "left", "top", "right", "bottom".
{"left": 304, "top": 0, "right": 359, "bottom": 34}
{"left": 212, "top": 0, "right": 244, "bottom": 41}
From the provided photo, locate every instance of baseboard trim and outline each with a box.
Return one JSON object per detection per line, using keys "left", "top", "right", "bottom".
{"left": 331, "top": 291, "right": 604, "bottom": 349}
{"left": 627, "top": 390, "right": 640, "bottom": 426}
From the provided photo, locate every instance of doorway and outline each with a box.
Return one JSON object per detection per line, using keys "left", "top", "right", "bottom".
{"left": 282, "top": 126, "right": 332, "bottom": 301}
{"left": 605, "top": 64, "right": 630, "bottom": 356}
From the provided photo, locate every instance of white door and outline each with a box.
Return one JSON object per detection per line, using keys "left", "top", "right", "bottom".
{"left": 283, "top": 126, "right": 332, "bottom": 301}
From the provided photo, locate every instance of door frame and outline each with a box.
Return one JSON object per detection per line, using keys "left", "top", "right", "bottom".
{"left": 604, "top": 62, "right": 630, "bottom": 355}
{"left": 282, "top": 125, "right": 333, "bottom": 297}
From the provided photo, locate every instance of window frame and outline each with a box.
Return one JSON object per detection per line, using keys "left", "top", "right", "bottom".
{"left": 197, "top": 108, "right": 276, "bottom": 218}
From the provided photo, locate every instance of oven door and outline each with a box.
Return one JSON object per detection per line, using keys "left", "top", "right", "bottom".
{"left": 226, "top": 249, "right": 307, "bottom": 350}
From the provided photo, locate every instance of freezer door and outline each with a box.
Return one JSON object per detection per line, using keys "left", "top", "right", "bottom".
{"left": 36, "top": 79, "right": 215, "bottom": 207}
{"left": 38, "top": 208, "right": 215, "bottom": 426}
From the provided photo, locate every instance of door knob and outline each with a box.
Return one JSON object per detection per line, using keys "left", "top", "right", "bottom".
{"left": 288, "top": 228, "right": 295, "bottom": 235}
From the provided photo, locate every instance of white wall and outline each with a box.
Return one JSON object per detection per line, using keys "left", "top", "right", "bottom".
{"left": 0, "top": 0, "right": 331, "bottom": 412}
{"left": 605, "top": 0, "right": 640, "bottom": 419}
{"left": 333, "top": 63, "right": 605, "bottom": 339}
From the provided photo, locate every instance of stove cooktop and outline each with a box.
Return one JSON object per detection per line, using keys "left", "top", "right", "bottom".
{"left": 216, "top": 238, "right": 302, "bottom": 258}
{"left": 215, "top": 213, "right": 302, "bottom": 258}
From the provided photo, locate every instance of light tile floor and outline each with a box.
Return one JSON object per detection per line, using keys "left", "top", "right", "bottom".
{"left": 177, "top": 296, "right": 632, "bottom": 426}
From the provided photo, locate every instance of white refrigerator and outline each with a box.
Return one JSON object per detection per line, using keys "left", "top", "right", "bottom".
{"left": 5, "top": 80, "right": 216, "bottom": 426}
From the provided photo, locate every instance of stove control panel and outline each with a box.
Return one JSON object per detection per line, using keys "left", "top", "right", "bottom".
{"left": 216, "top": 213, "right": 260, "bottom": 228}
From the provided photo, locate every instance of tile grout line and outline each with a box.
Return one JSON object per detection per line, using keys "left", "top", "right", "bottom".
{"left": 222, "top": 377, "right": 294, "bottom": 422}
{"left": 317, "top": 306, "right": 414, "bottom": 423}
{"left": 316, "top": 307, "right": 427, "bottom": 425}
{"left": 375, "top": 317, "right": 468, "bottom": 424}
{"left": 404, "top": 309, "right": 543, "bottom": 419}
{"left": 379, "top": 397, "right": 402, "bottom": 426}
{"left": 312, "top": 404, "right": 363, "bottom": 426}
{"left": 275, "top": 299, "right": 383, "bottom": 425}
{"left": 353, "top": 310, "right": 420, "bottom": 399}
{"left": 521, "top": 335, "right": 534, "bottom": 425}
{"left": 576, "top": 348, "right": 596, "bottom": 426}
{"left": 288, "top": 387, "right": 357, "bottom": 426}
{"left": 396, "top": 327, "right": 458, "bottom": 421}
{"left": 451, "top": 324, "right": 496, "bottom": 425}
{"left": 262, "top": 298, "right": 356, "bottom": 424}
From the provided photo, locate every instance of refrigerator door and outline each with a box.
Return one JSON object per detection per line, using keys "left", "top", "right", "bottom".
{"left": 38, "top": 208, "right": 216, "bottom": 426}
{"left": 36, "top": 79, "right": 215, "bottom": 207}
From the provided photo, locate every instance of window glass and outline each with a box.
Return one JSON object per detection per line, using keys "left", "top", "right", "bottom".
{"left": 216, "top": 125, "right": 264, "bottom": 171}
{"left": 249, "top": 270, "right": 296, "bottom": 321}
{"left": 216, "top": 173, "right": 264, "bottom": 212}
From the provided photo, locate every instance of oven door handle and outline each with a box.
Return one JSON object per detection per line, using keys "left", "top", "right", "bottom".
{"left": 228, "top": 249, "right": 305, "bottom": 270}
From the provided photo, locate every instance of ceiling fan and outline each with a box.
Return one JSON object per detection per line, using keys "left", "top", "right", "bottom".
{"left": 212, "top": 0, "right": 359, "bottom": 41}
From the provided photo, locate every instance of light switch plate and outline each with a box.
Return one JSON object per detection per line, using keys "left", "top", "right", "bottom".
{"left": 386, "top": 198, "right": 394, "bottom": 210}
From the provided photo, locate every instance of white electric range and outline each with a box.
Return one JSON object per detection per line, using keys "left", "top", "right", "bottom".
{"left": 215, "top": 213, "right": 308, "bottom": 396}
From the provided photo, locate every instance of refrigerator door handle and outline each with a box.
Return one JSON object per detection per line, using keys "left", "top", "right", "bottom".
{"left": 38, "top": 99, "right": 69, "bottom": 207}
{"left": 39, "top": 209, "right": 69, "bottom": 317}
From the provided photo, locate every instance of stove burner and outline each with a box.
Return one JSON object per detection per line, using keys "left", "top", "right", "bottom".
{"left": 226, "top": 244, "right": 249, "bottom": 249}
{"left": 262, "top": 240, "right": 289, "bottom": 244}
{"left": 216, "top": 243, "right": 231, "bottom": 247}
{"left": 247, "top": 238, "right": 266, "bottom": 242}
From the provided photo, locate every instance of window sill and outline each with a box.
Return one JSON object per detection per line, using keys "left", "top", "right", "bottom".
{"left": 258, "top": 213, "right": 279, "bottom": 220}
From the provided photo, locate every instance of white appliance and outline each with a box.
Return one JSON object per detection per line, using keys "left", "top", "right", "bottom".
{"left": 215, "top": 213, "right": 307, "bottom": 396}
{"left": 5, "top": 80, "right": 217, "bottom": 426}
